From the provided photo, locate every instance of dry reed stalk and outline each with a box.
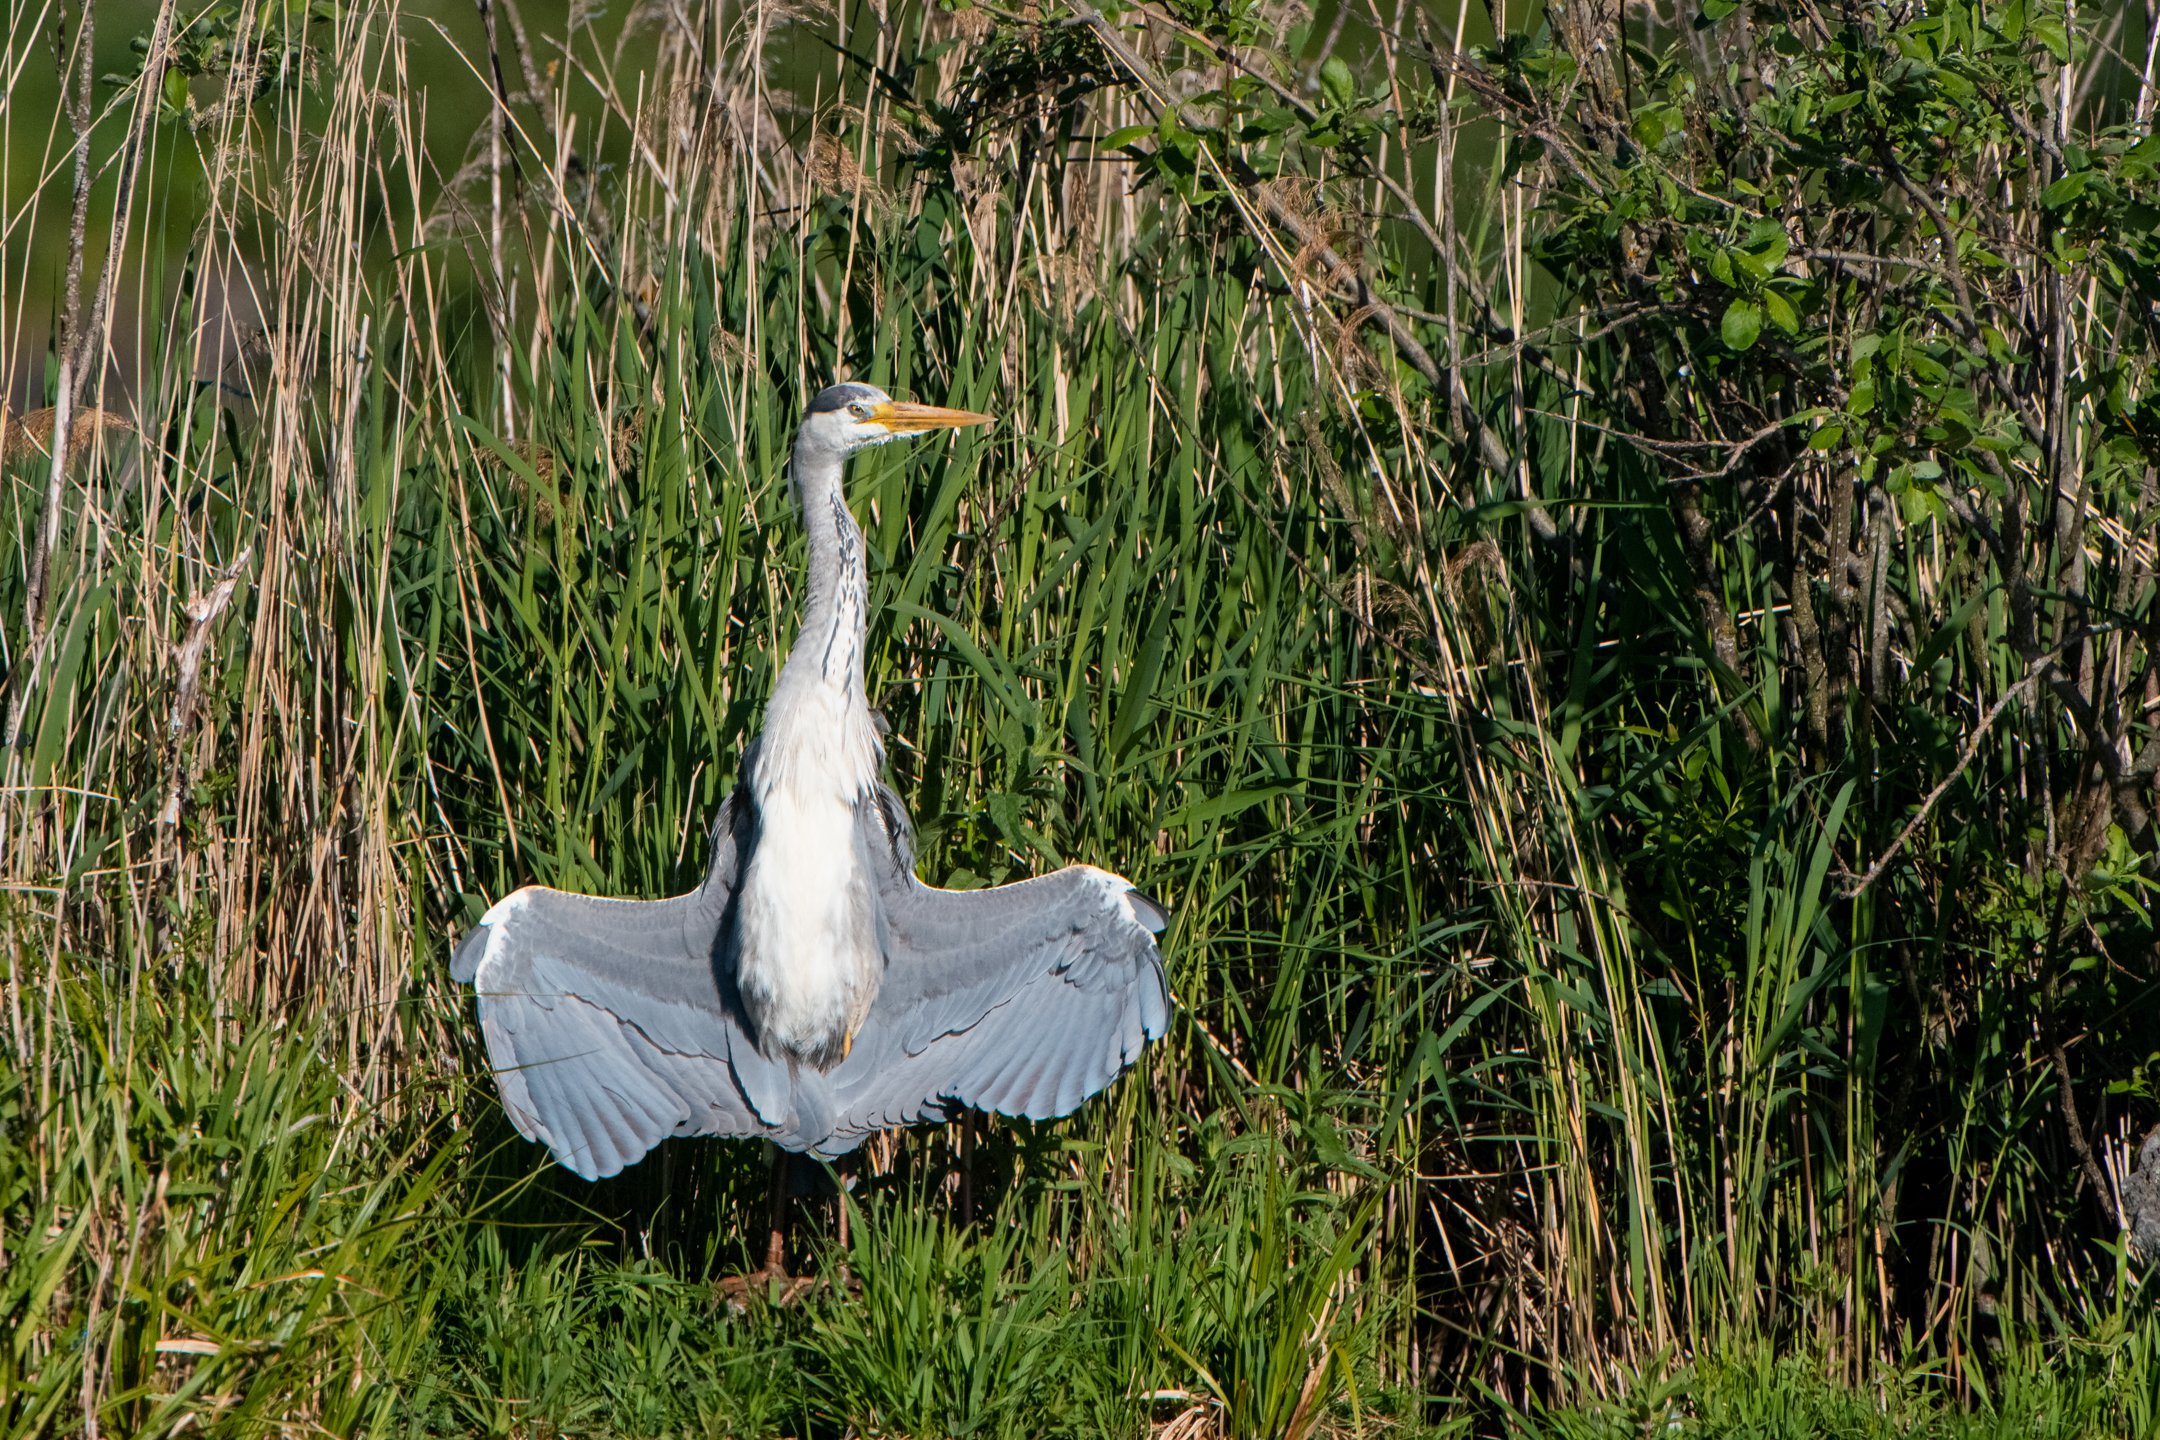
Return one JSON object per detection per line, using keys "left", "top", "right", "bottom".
{"left": 5, "top": 0, "right": 95, "bottom": 760}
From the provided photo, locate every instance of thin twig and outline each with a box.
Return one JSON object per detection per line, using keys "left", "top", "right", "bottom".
{"left": 161, "top": 547, "right": 255, "bottom": 828}
{"left": 1843, "top": 669, "right": 2043, "bottom": 898}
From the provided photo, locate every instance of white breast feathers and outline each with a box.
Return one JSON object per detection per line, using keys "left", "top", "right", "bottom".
{"left": 733, "top": 679, "right": 886, "bottom": 1066}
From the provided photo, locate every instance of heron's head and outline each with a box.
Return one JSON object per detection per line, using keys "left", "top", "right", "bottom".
{"left": 797, "top": 382, "right": 992, "bottom": 459}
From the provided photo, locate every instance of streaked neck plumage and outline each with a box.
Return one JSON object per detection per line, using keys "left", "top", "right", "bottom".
{"left": 785, "top": 441, "right": 871, "bottom": 697}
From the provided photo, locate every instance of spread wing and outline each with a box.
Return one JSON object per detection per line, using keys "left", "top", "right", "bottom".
{"left": 820, "top": 790, "right": 1172, "bottom": 1150}
{"left": 452, "top": 787, "right": 1172, "bottom": 1175}
{"left": 450, "top": 796, "right": 817, "bottom": 1179}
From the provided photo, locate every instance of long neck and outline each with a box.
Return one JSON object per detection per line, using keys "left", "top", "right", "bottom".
{"left": 785, "top": 441, "right": 869, "bottom": 696}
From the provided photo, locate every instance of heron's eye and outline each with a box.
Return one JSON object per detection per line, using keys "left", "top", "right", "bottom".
{"left": 847, "top": 401, "right": 874, "bottom": 420}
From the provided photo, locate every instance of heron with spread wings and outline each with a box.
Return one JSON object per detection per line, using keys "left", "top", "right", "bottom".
{"left": 451, "top": 383, "right": 1171, "bottom": 1276}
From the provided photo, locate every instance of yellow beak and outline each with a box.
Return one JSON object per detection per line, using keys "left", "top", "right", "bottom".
{"left": 870, "top": 401, "right": 994, "bottom": 434}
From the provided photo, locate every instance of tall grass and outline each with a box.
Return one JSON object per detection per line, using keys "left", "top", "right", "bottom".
{"left": 4, "top": 0, "right": 2160, "bottom": 1434}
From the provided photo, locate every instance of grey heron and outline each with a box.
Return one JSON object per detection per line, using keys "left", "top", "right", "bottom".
{"left": 451, "top": 382, "right": 1171, "bottom": 1256}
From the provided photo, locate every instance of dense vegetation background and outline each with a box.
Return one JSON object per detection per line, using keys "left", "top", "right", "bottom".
{"left": 6, "top": 0, "right": 2160, "bottom": 1433}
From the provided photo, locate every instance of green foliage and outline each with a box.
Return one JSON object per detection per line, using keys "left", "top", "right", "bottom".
{"left": 103, "top": 0, "right": 339, "bottom": 124}
{"left": 1145, "top": 1116, "right": 1387, "bottom": 1440}
{"left": 805, "top": 1202, "right": 1071, "bottom": 1437}
{"left": 1457, "top": 0, "right": 2160, "bottom": 1381}
{"left": 0, "top": 940, "right": 456, "bottom": 1435}
{"left": 1516, "top": 1339, "right": 2160, "bottom": 1439}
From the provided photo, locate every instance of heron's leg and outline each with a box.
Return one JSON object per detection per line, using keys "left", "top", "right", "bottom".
{"left": 720, "top": 1147, "right": 802, "bottom": 1307}
{"left": 958, "top": 1114, "right": 976, "bottom": 1227}
{"left": 762, "top": 1144, "right": 790, "bottom": 1276}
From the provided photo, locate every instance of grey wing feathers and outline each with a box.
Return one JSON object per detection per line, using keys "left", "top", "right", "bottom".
{"left": 452, "top": 796, "right": 788, "bottom": 1179}
{"left": 821, "top": 793, "right": 1172, "bottom": 1151}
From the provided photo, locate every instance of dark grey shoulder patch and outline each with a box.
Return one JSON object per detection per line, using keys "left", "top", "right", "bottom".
{"left": 865, "top": 784, "right": 917, "bottom": 877}
{"left": 808, "top": 382, "right": 888, "bottom": 414}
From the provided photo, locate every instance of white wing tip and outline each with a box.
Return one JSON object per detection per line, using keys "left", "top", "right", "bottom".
{"left": 467, "top": 888, "right": 542, "bottom": 989}
{"left": 480, "top": 887, "right": 537, "bottom": 927}
{"left": 1078, "top": 866, "right": 1166, "bottom": 934}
